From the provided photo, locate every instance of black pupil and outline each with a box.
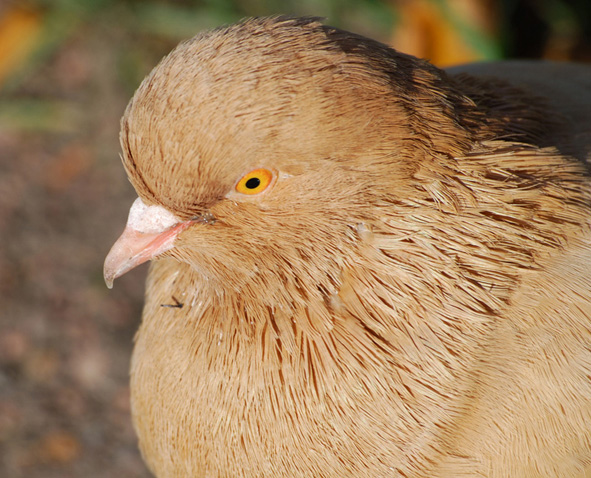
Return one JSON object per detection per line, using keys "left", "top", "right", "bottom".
{"left": 245, "top": 177, "right": 261, "bottom": 189}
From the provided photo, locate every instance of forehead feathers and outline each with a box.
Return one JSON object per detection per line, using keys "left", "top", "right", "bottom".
{"left": 120, "top": 16, "right": 462, "bottom": 216}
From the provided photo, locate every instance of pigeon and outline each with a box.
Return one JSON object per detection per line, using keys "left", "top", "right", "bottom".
{"left": 104, "top": 16, "right": 591, "bottom": 478}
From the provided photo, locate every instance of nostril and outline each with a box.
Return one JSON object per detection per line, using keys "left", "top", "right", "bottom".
{"left": 190, "top": 212, "right": 216, "bottom": 225}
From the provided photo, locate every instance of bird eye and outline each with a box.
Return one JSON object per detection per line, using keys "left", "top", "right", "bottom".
{"left": 235, "top": 168, "right": 273, "bottom": 195}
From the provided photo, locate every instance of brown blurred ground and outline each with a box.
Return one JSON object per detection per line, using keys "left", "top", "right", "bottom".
{"left": 0, "top": 1, "right": 589, "bottom": 477}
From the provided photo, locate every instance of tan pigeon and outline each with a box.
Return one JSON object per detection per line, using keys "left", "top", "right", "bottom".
{"left": 105, "top": 16, "right": 591, "bottom": 478}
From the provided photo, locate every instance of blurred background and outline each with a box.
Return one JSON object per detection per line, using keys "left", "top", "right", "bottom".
{"left": 0, "top": 0, "right": 589, "bottom": 477}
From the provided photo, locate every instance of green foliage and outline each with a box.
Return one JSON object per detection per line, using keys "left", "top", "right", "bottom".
{"left": 0, "top": 0, "right": 588, "bottom": 132}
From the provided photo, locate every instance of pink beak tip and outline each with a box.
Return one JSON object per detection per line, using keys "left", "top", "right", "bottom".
{"left": 104, "top": 270, "right": 115, "bottom": 289}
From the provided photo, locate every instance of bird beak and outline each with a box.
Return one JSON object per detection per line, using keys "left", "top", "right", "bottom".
{"left": 104, "top": 198, "right": 190, "bottom": 289}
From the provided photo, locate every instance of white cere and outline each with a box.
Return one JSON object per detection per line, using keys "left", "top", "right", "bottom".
{"left": 127, "top": 197, "right": 180, "bottom": 233}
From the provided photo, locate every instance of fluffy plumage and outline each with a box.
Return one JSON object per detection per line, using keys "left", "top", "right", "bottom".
{"left": 105, "top": 16, "right": 591, "bottom": 478}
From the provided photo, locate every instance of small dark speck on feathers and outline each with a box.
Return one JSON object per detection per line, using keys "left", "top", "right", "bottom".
{"left": 161, "top": 296, "right": 184, "bottom": 308}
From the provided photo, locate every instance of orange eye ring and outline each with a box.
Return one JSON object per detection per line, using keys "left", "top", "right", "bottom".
{"left": 235, "top": 168, "right": 274, "bottom": 195}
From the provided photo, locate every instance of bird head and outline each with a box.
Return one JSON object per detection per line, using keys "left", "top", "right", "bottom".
{"left": 104, "top": 17, "right": 476, "bottom": 296}
{"left": 105, "top": 16, "right": 562, "bottom": 316}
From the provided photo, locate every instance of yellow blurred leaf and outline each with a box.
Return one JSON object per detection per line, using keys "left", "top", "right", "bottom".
{"left": 391, "top": 0, "right": 498, "bottom": 67}
{"left": 0, "top": 5, "right": 43, "bottom": 85}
